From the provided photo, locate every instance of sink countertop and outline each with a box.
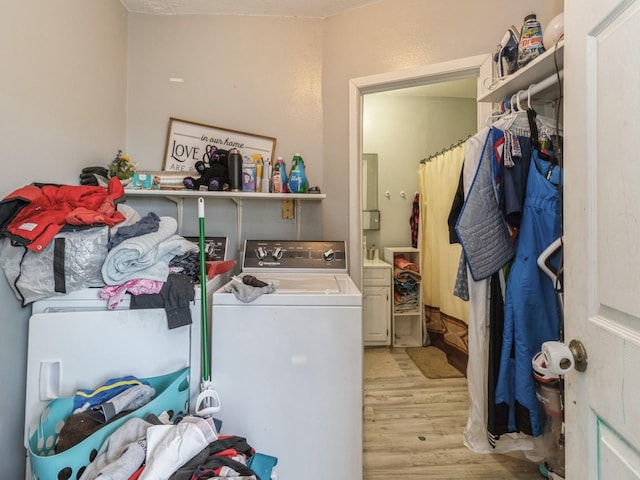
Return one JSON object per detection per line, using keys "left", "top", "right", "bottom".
{"left": 363, "top": 258, "right": 391, "bottom": 268}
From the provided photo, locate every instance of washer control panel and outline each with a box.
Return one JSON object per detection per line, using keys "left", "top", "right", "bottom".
{"left": 243, "top": 240, "right": 348, "bottom": 272}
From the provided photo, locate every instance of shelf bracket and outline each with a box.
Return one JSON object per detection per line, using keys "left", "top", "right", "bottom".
{"left": 295, "top": 199, "right": 302, "bottom": 240}
{"left": 124, "top": 190, "right": 325, "bottom": 249}
{"left": 231, "top": 197, "right": 243, "bottom": 256}
{"left": 163, "top": 195, "right": 184, "bottom": 235}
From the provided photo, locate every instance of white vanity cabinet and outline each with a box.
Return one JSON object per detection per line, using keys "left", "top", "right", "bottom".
{"left": 363, "top": 259, "right": 392, "bottom": 346}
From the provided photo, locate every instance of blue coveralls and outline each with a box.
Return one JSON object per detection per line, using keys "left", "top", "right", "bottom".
{"left": 494, "top": 149, "right": 562, "bottom": 437}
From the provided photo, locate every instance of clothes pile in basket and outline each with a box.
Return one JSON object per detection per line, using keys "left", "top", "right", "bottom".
{"left": 58, "top": 404, "right": 274, "bottom": 480}
{"left": 28, "top": 368, "right": 277, "bottom": 480}
{"left": 78, "top": 413, "right": 264, "bottom": 480}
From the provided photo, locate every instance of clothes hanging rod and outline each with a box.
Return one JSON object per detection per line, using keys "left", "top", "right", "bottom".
{"left": 490, "top": 69, "right": 563, "bottom": 117}
{"left": 513, "top": 69, "right": 563, "bottom": 104}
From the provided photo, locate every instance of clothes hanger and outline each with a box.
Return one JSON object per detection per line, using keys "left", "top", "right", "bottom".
{"left": 526, "top": 97, "right": 559, "bottom": 167}
{"left": 498, "top": 91, "right": 532, "bottom": 131}
{"left": 486, "top": 92, "right": 530, "bottom": 133}
{"left": 515, "top": 89, "right": 526, "bottom": 112}
{"left": 485, "top": 96, "right": 513, "bottom": 125}
{"left": 526, "top": 84, "right": 561, "bottom": 161}
{"left": 526, "top": 83, "right": 562, "bottom": 138}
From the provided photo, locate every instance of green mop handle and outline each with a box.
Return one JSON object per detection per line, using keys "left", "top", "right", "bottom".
{"left": 198, "top": 197, "right": 210, "bottom": 383}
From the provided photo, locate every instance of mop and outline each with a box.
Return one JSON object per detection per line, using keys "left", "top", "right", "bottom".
{"left": 195, "top": 197, "right": 221, "bottom": 416}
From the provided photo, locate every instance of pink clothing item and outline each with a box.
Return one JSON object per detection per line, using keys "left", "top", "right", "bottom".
{"left": 99, "top": 279, "right": 164, "bottom": 310}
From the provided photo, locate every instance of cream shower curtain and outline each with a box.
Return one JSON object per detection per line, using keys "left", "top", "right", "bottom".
{"left": 418, "top": 144, "right": 469, "bottom": 370}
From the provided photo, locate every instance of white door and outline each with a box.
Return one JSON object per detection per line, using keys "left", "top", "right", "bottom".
{"left": 564, "top": 1, "right": 640, "bottom": 478}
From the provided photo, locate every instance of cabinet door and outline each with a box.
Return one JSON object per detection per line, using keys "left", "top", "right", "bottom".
{"left": 363, "top": 285, "right": 390, "bottom": 345}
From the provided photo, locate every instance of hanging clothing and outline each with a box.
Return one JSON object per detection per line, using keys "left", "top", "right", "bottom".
{"left": 461, "top": 126, "right": 540, "bottom": 458}
{"left": 410, "top": 193, "right": 419, "bottom": 248}
{"left": 486, "top": 271, "right": 505, "bottom": 448}
{"left": 486, "top": 127, "right": 533, "bottom": 443}
{"left": 455, "top": 104, "right": 561, "bottom": 455}
{"left": 447, "top": 169, "right": 464, "bottom": 244}
{"left": 455, "top": 128, "right": 515, "bottom": 281}
{"left": 494, "top": 149, "right": 562, "bottom": 437}
{"left": 495, "top": 131, "right": 532, "bottom": 234}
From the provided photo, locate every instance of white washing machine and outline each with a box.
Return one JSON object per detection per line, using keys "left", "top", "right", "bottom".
{"left": 211, "top": 240, "right": 362, "bottom": 480}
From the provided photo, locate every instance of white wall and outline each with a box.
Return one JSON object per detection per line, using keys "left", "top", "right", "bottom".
{"left": 126, "top": 14, "right": 324, "bottom": 185}
{"left": 0, "top": 2, "right": 127, "bottom": 477}
{"left": 124, "top": 13, "right": 326, "bottom": 248}
{"left": 1, "top": 3, "right": 127, "bottom": 185}
{"left": 321, "top": 0, "right": 562, "bottom": 244}
{"left": 363, "top": 94, "right": 477, "bottom": 250}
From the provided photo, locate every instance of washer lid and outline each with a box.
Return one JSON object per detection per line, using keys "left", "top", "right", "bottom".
{"left": 213, "top": 273, "right": 362, "bottom": 306}
{"left": 267, "top": 273, "right": 342, "bottom": 293}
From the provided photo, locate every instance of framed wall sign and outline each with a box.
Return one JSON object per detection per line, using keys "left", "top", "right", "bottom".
{"left": 162, "top": 117, "right": 277, "bottom": 173}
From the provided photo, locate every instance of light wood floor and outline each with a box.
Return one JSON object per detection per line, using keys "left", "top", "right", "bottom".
{"left": 363, "top": 347, "right": 543, "bottom": 479}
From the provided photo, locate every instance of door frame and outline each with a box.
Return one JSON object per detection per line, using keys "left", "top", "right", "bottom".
{"left": 347, "top": 54, "right": 492, "bottom": 289}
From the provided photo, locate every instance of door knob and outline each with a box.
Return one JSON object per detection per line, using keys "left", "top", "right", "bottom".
{"left": 537, "top": 340, "right": 588, "bottom": 375}
{"left": 568, "top": 339, "right": 588, "bottom": 372}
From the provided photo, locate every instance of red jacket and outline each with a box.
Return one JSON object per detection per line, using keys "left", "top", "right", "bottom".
{"left": 0, "top": 177, "right": 125, "bottom": 252}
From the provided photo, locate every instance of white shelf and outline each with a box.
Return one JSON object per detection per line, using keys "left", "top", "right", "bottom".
{"left": 392, "top": 334, "right": 422, "bottom": 348}
{"left": 384, "top": 247, "right": 423, "bottom": 348}
{"left": 125, "top": 189, "right": 325, "bottom": 201}
{"left": 124, "top": 189, "right": 325, "bottom": 243}
{"left": 478, "top": 41, "right": 564, "bottom": 103}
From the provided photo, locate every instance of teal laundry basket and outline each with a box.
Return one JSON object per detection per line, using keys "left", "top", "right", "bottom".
{"left": 27, "top": 367, "right": 190, "bottom": 480}
{"left": 247, "top": 452, "right": 278, "bottom": 480}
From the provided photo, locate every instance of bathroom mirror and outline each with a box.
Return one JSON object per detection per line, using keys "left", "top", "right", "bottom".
{"left": 363, "top": 153, "right": 378, "bottom": 210}
{"left": 363, "top": 153, "right": 380, "bottom": 230}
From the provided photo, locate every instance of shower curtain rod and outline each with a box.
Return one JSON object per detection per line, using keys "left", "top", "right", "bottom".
{"left": 420, "top": 134, "right": 472, "bottom": 163}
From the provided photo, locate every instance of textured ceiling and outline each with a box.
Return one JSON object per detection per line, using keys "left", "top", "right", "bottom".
{"left": 120, "top": 0, "right": 377, "bottom": 18}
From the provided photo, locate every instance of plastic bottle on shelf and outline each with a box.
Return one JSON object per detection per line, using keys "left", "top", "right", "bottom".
{"left": 287, "top": 153, "right": 309, "bottom": 193}
{"left": 227, "top": 148, "right": 243, "bottom": 192}
{"left": 517, "top": 14, "right": 546, "bottom": 68}
{"left": 272, "top": 157, "right": 288, "bottom": 193}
